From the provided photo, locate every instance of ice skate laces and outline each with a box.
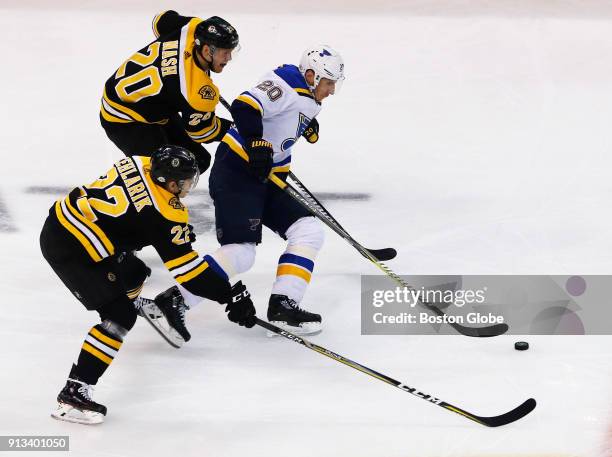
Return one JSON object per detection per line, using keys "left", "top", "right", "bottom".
{"left": 282, "top": 298, "right": 307, "bottom": 314}
{"left": 70, "top": 378, "right": 94, "bottom": 401}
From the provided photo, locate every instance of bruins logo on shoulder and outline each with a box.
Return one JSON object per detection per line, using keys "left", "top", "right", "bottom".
{"left": 184, "top": 50, "right": 192, "bottom": 59}
{"left": 198, "top": 85, "right": 216, "bottom": 100}
{"left": 168, "top": 197, "right": 185, "bottom": 210}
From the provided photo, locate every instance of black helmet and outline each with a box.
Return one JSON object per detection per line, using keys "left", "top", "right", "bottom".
{"left": 150, "top": 145, "right": 199, "bottom": 193}
{"left": 195, "top": 16, "right": 239, "bottom": 50}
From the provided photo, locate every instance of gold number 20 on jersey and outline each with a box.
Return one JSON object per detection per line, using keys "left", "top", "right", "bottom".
{"left": 114, "top": 43, "right": 163, "bottom": 103}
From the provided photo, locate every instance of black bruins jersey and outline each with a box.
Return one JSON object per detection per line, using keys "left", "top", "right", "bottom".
{"left": 50, "top": 156, "right": 219, "bottom": 297}
{"left": 100, "top": 11, "right": 225, "bottom": 144}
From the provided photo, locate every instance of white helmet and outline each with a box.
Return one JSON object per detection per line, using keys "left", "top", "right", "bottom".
{"left": 299, "top": 45, "right": 345, "bottom": 92}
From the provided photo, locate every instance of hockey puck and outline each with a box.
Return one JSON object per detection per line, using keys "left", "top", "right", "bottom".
{"left": 514, "top": 341, "right": 529, "bottom": 351}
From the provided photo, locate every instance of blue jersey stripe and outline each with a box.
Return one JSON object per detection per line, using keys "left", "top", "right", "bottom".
{"left": 204, "top": 255, "right": 229, "bottom": 281}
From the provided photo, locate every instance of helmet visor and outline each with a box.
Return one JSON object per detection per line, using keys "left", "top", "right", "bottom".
{"left": 180, "top": 168, "right": 200, "bottom": 195}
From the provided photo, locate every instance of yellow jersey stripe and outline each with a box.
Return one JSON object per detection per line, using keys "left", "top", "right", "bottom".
{"left": 236, "top": 94, "right": 263, "bottom": 113}
{"left": 152, "top": 10, "right": 168, "bottom": 38}
{"left": 82, "top": 342, "right": 113, "bottom": 365}
{"left": 54, "top": 201, "right": 102, "bottom": 262}
{"left": 100, "top": 105, "right": 133, "bottom": 124}
{"left": 90, "top": 327, "right": 122, "bottom": 350}
{"left": 64, "top": 197, "right": 115, "bottom": 256}
{"left": 222, "top": 135, "right": 249, "bottom": 161}
{"left": 295, "top": 88, "right": 312, "bottom": 96}
{"left": 103, "top": 88, "right": 148, "bottom": 123}
{"left": 188, "top": 117, "right": 219, "bottom": 137}
{"left": 164, "top": 251, "right": 198, "bottom": 270}
{"left": 175, "top": 261, "right": 209, "bottom": 284}
{"left": 276, "top": 265, "right": 312, "bottom": 283}
{"left": 126, "top": 285, "right": 143, "bottom": 300}
{"left": 271, "top": 165, "right": 291, "bottom": 173}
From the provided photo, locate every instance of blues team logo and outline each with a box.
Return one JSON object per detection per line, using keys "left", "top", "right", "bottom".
{"left": 281, "top": 112, "right": 311, "bottom": 151}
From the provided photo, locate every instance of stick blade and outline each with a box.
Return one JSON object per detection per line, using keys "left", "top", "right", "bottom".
{"left": 477, "top": 398, "right": 537, "bottom": 427}
{"left": 452, "top": 322, "right": 509, "bottom": 338}
{"left": 368, "top": 247, "right": 397, "bottom": 261}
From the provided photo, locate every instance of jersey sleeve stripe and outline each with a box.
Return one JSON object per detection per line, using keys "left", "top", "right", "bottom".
{"left": 152, "top": 10, "right": 169, "bottom": 38}
{"left": 188, "top": 118, "right": 221, "bottom": 141}
{"left": 175, "top": 261, "right": 209, "bottom": 284}
{"left": 101, "top": 98, "right": 133, "bottom": 122}
{"left": 164, "top": 251, "right": 199, "bottom": 270}
{"left": 236, "top": 93, "right": 263, "bottom": 114}
{"left": 103, "top": 88, "right": 148, "bottom": 123}
{"left": 222, "top": 134, "right": 249, "bottom": 162}
{"left": 203, "top": 255, "right": 229, "bottom": 281}
{"left": 170, "top": 257, "right": 205, "bottom": 277}
{"left": 271, "top": 165, "right": 291, "bottom": 173}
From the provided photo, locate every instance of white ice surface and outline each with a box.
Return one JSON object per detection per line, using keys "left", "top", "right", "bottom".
{"left": 1, "top": 2, "right": 612, "bottom": 456}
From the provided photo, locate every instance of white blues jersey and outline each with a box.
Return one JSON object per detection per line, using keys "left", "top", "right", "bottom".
{"left": 221, "top": 64, "right": 321, "bottom": 173}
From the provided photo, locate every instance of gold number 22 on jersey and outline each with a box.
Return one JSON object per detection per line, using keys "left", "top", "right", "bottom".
{"left": 171, "top": 225, "right": 191, "bottom": 245}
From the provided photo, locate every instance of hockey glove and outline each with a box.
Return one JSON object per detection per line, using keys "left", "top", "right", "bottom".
{"left": 219, "top": 118, "right": 233, "bottom": 138}
{"left": 225, "top": 281, "right": 257, "bottom": 328}
{"left": 187, "top": 224, "right": 196, "bottom": 243}
{"left": 302, "top": 118, "right": 319, "bottom": 143}
{"left": 195, "top": 150, "right": 211, "bottom": 174}
{"left": 245, "top": 138, "right": 273, "bottom": 182}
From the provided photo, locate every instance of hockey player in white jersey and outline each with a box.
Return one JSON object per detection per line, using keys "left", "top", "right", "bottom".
{"left": 189, "top": 45, "right": 344, "bottom": 335}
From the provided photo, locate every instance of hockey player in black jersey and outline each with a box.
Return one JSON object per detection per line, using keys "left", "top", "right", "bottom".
{"left": 40, "top": 145, "right": 256, "bottom": 424}
{"left": 100, "top": 11, "right": 240, "bottom": 173}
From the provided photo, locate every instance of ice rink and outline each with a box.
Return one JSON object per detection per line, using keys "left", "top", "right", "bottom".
{"left": 1, "top": 1, "right": 612, "bottom": 455}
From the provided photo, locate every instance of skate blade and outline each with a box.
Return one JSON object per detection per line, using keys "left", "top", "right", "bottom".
{"left": 267, "top": 320, "right": 322, "bottom": 337}
{"left": 140, "top": 302, "right": 184, "bottom": 348}
{"left": 51, "top": 403, "right": 104, "bottom": 425}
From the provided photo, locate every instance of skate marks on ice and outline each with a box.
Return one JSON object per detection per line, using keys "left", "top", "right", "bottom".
{"left": 22, "top": 186, "right": 370, "bottom": 234}
{"left": 0, "top": 192, "right": 16, "bottom": 233}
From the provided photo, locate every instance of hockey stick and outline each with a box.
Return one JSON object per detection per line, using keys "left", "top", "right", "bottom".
{"left": 257, "top": 318, "right": 535, "bottom": 427}
{"left": 219, "top": 95, "right": 507, "bottom": 337}
{"left": 219, "top": 96, "right": 395, "bottom": 262}
{"left": 287, "top": 172, "right": 397, "bottom": 261}
{"left": 268, "top": 174, "right": 508, "bottom": 338}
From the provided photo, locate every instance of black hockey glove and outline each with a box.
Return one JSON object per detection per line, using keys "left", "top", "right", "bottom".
{"left": 245, "top": 138, "right": 273, "bottom": 182}
{"left": 195, "top": 150, "right": 211, "bottom": 174}
{"left": 187, "top": 224, "right": 196, "bottom": 243}
{"left": 218, "top": 118, "right": 233, "bottom": 138}
{"left": 224, "top": 281, "right": 257, "bottom": 328}
{"left": 302, "top": 118, "right": 319, "bottom": 143}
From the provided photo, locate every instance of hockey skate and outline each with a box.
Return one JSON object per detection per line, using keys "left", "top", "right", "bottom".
{"left": 155, "top": 286, "right": 191, "bottom": 342}
{"left": 134, "top": 294, "right": 185, "bottom": 348}
{"left": 267, "top": 294, "right": 322, "bottom": 336}
{"left": 51, "top": 365, "right": 106, "bottom": 425}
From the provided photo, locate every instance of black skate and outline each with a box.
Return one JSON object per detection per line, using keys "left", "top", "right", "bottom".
{"left": 155, "top": 286, "right": 191, "bottom": 342}
{"left": 51, "top": 365, "right": 106, "bottom": 425}
{"left": 267, "top": 294, "right": 322, "bottom": 336}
